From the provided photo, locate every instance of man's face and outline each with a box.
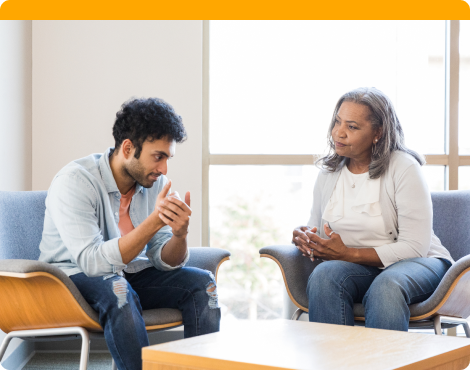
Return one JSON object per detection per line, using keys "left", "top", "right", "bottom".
{"left": 124, "top": 138, "right": 176, "bottom": 188}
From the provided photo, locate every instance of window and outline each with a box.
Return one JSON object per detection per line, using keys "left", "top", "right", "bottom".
{"left": 459, "top": 21, "right": 470, "bottom": 155}
{"left": 205, "top": 21, "right": 468, "bottom": 320}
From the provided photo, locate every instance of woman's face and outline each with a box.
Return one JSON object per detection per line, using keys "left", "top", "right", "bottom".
{"left": 331, "top": 101, "right": 381, "bottom": 161}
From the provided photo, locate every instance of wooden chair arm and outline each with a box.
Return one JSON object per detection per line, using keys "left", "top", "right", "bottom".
{"left": 0, "top": 271, "right": 102, "bottom": 333}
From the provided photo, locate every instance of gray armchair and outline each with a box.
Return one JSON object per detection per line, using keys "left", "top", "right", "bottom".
{"left": 260, "top": 190, "right": 470, "bottom": 336}
{"left": 0, "top": 191, "right": 230, "bottom": 370}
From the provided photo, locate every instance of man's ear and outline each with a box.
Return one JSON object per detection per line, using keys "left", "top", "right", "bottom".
{"left": 121, "top": 139, "right": 135, "bottom": 159}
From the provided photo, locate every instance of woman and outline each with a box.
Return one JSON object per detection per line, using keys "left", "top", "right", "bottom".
{"left": 292, "top": 87, "right": 453, "bottom": 331}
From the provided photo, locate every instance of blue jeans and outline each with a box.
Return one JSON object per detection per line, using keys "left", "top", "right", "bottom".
{"left": 307, "top": 257, "right": 451, "bottom": 331}
{"left": 70, "top": 266, "right": 221, "bottom": 370}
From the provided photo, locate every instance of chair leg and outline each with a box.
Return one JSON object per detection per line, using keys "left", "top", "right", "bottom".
{"left": 462, "top": 321, "right": 470, "bottom": 338}
{"left": 0, "top": 332, "right": 15, "bottom": 363}
{"left": 291, "top": 308, "right": 304, "bottom": 320}
{"left": 433, "top": 315, "right": 443, "bottom": 335}
{"left": 78, "top": 328, "right": 90, "bottom": 370}
{"left": 112, "top": 358, "right": 118, "bottom": 370}
{"left": 434, "top": 315, "right": 470, "bottom": 338}
{"left": 0, "top": 327, "right": 90, "bottom": 369}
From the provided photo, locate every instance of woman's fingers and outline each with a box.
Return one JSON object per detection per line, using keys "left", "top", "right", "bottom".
{"left": 293, "top": 226, "right": 319, "bottom": 257}
{"left": 293, "top": 228, "right": 310, "bottom": 245}
{"left": 294, "top": 237, "right": 311, "bottom": 254}
{"left": 306, "top": 231, "right": 323, "bottom": 245}
{"left": 324, "top": 223, "right": 334, "bottom": 238}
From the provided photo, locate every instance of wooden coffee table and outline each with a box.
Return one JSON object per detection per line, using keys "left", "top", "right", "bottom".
{"left": 142, "top": 319, "right": 470, "bottom": 370}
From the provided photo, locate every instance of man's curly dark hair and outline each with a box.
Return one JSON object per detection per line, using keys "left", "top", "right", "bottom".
{"left": 113, "top": 97, "right": 187, "bottom": 159}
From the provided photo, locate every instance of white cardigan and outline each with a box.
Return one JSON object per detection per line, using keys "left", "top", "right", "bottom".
{"left": 307, "top": 151, "right": 454, "bottom": 268}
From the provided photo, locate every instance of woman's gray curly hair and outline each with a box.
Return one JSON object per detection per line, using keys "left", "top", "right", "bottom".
{"left": 316, "top": 87, "right": 425, "bottom": 179}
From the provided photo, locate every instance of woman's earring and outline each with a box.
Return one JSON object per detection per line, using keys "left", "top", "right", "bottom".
{"left": 372, "top": 141, "right": 378, "bottom": 157}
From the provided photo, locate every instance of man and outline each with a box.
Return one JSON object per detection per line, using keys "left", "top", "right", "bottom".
{"left": 39, "top": 98, "right": 220, "bottom": 370}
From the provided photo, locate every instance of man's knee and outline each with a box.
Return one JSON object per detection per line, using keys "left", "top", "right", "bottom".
{"left": 105, "top": 277, "right": 141, "bottom": 313}
{"left": 186, "top": 267, "right": 219, "bottom": 310}
{"left": 112, "top": 277, "right": 129, "bottom": 308}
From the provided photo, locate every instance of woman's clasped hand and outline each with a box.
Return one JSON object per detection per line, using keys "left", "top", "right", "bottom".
{"left": 292, "top": 224, "right": 349, "bottom": 261}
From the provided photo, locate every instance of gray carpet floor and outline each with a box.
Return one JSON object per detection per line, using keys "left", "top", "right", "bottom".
{"left": 23, "top": 352, "right": 113, "bottom": 370}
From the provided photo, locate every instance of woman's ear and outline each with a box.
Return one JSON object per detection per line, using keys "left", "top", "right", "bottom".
{"left": 374, "top": 128, "right": 383, "bottom": 143}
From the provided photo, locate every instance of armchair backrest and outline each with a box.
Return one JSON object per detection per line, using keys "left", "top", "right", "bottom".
{"left": 1, "top": 190, "right": 469, "bottom": 262}
{"left": 431, "top": 190, "right": 470, "bottom": 262}
{"left": 0, "top": 191, "right": 47, "bottom": 260}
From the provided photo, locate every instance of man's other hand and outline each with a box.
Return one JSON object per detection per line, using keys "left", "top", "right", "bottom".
{"left": 157, "top": 191, "right": 191, "bottom": 238}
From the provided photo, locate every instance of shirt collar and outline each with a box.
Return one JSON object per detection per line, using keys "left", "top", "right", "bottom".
{"left": 99, "top": 147, "right": 144, "bottom": 195}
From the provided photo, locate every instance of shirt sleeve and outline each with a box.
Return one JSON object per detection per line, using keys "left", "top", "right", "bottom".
{"left": 373, "top": 162, "right": 433, "bottom": 268}
{"left": 47, "top": 173, "right": 127, "bottom": 277}
{"left": 146, "top": 229, "right": 190, "bottom": 271}
{"left": 307, "top": 171, "right": 325, "bottom": 229}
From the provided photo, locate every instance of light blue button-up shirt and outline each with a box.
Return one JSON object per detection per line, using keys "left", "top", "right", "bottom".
{"left": 39, "top": 148, "right": 189, "bottom": 277}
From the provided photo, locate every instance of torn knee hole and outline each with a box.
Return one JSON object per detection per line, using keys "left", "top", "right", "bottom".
{"left": 112, "top": 278, "right": 128, "bottom": 309}
{"left": 205, "top": 282, "right": 219, "bottom": 309}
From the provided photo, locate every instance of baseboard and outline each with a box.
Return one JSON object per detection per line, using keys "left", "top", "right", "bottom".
{"left": 0, "top": 341, "right": 34, "bottom": 370}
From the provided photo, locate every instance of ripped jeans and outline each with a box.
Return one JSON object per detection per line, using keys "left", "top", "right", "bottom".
{"left": 70, "top": 266, "right": 221, "bottom": 370}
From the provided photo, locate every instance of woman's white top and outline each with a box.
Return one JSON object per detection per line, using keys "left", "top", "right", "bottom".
{"left": 323, "top": 166, "right": 390, "bottom": 251}
{"left": 308, "top": 151, "right": 454, "bottom": 268}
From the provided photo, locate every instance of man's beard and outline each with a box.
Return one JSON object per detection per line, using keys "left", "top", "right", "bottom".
{"left": 124, "top": 157, "right": 160, "bottom": 188}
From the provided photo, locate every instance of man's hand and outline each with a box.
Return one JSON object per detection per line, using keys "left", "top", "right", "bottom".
{"left": 153, "top": 180, "right": 172, "bottom": 217}
{"left": 118, "top": 180, "right": 172, "bottom": 264}
{"left": 157, "top": 191, "right": 191, "bottom": 238}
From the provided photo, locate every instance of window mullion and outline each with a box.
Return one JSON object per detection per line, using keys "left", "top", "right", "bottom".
{"left": 447, "top": 20, "right": 460, "bottom": 190}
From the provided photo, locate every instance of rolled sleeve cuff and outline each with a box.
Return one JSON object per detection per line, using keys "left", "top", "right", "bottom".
{"left": 152, "top": 236, "right": 190, "bottom": 271}
{"left": 101, "top": 238, "right": 127, "bottom": 273}
{"left": 374, "top": 244, "right": 400, "bottom": 268}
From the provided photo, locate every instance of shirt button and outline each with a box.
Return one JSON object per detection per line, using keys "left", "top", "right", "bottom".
{"left": 115, "top": 212, "right": 118, "bottom": 216}
{"left": 394, "top": 238, "right": 397, "bottom": 240}
{"left": 389, "top": 232, "right": 392, "bottom": 235}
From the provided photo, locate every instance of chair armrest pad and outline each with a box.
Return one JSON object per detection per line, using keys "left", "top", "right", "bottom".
{"left": 186, "top": 247, "right": 231, "bottom": 277}
{"left": 0, "top": 259, "right": 69, "bottom": 276}
{"left": 260, "top": 245, "right": 320, "bottom": 310}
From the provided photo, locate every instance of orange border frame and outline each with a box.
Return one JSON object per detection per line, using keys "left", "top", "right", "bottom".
{"left": 1, "top": 0, "right": 469, "bottom": 20}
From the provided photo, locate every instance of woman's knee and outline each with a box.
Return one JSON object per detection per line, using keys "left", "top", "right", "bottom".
{"left": 364, "top": 272, "right": 408, "bottom": 308}
{"left": 307, "top": 261, "right": 350, "bottom": 295}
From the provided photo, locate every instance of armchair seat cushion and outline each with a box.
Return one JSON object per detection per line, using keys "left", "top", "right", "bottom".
{"left": 142, "top": 308, "right": 182, "bottom": 327}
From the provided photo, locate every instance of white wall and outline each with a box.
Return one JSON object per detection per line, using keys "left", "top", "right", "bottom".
{"left": 0, "top": 20, "right": 32, "bottom": 191}
{"left": 32, "top": 20, "right": 204, "bottom": 247}
{"left": 0, "top": 19, "right": 32, "bottom": 366}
